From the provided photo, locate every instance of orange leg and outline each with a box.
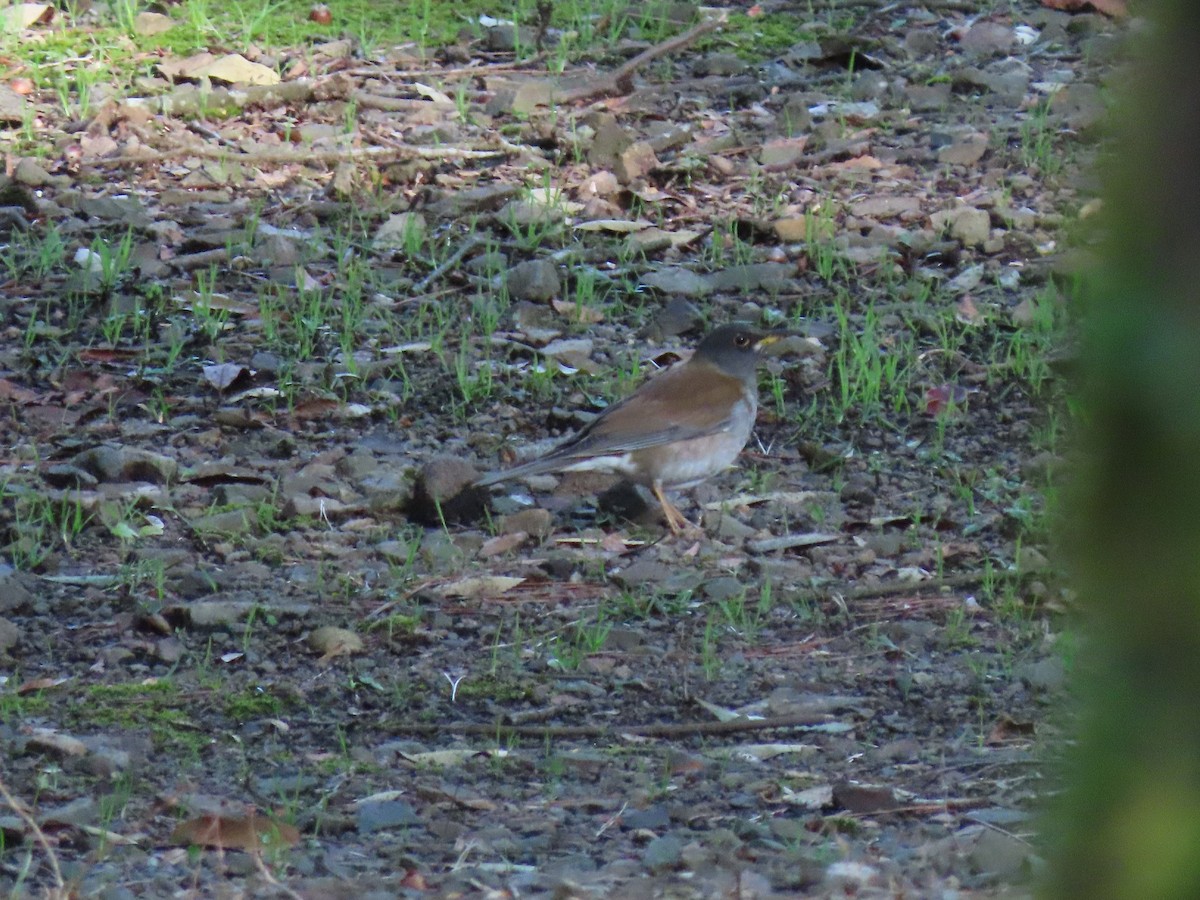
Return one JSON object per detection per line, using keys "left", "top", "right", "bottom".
{"left": 652, "top": 481, "right": 697, "bottom": 535}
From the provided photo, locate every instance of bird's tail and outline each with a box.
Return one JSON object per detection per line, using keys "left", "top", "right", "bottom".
{"left": 474, "top": 454, "right": 568, "bottom": 487}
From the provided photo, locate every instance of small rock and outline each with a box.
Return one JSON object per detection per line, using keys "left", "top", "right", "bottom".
{"left": 14, "top": 158, "right": 62, "bottom": 187}
{"left": 191, "top": 509, "right": 257, "bottom": 538}
{"left": 906, "top": 82, "right": 952, "bottom": 111}
{"left": 773, "top": 218, "right": 811, "bottom": 242}
{"left": 478, "top": 532, "right": 528, "bottom": 557}
{"left": 512, "top": 79, "right": 556, "bottom": 114}
{"left": 505, "top": 259, "right": 561, "bottom": 302}
{"left": 0, "top": 87, "right": 29, "bottom": 125}
{"left": 614, "top": 141, "right": 659, "bottom": 183}
{"left": 832, "top": 782, "right": 896, "bottom": 814}
{"left": 355, "top": 801, "right": 422, "bottom": 835}
{"left": 642, "top": 833, "right": 684, "bottom": 872}
{"left": 578, "top": 170, "right": 620, "bottom": 199}
{"left": 610, "top": 558, "right": 674, "bottom": 589}
{"left": 72, "top": 446, "right": 177, "bottom": 484}
{"left": 931, "top": 206, "right": 991, "bottom": 248}
{"left": 0, "top": 569, "right": 35, "bottom": 612}
{"left": 705, "top": 262, "right": 795, "bottom": 293}
{"left": 839, "top": 477, "right": 875, "bottom": 506}
{"left": 938, "top": 135, "right": 989, "bottom": 166}
{"left": 623, "top": 805, "right": 671, "bottom": 830}
{"left": 759, "top": 137, "right": 808, "bottom": 169}
{"left": 499, "top": 199, "right": 565, "bottom": 229}
{"left": 377, "top": 539, "right": 415, "bottom": 564}
{"left": 641, "top": 266, "right": 712, "bottom": 297}
{"left": 425, "top": 183, "right": 522, "bottom": 218}
{"left": 825, "top": 861, "right": 880, "bottom": 891}
{"left": 958, "top": 21, "right": 1016, "bottom": 56}
{"left": 701, "top": 577, "right": 745, "bottom": 603}
{"left": 596, "top": 480, "right": 655, "bottom": 527}
{"left": 39, "top": 797, "right": 97, "bottom": 828}
{"left": 0, "top": 616, "right": 20, "bottom": 654}
{"left": 588, "top": 117, "right": 633, "bottom": 168}
{"left": 499, "top": 508, "right": 553, "bottom": 538}
{"left": 484, "top": 24, "right": 538, "bottom": 52}
{"left": 1049, "top": 82, "right": 1106, "bottom": 132}
{"left": 1015, "top": 656, "right": 1065, "bottom": 692}
{"left": 408, "top": 456, "right": 487, "bottom": 526}
{"left": 695, "top": 52, "right": 746, "bottom": 76}
{"left": 970, "top": 826, "right": 1032, "bottom": 878}
{"left": 641, "top": 296, "right": 703, "bottom": 342}
{"left": 374, "top": 212, "right": 426, "bottom": 252}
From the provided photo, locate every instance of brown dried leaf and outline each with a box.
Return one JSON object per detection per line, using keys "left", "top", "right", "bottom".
{"left": 1, "top": 4, "right": 54, "bottom": 30}
{"left": 170, "top": 811, "right": 300, "bottom": 851}
{"left": 552, "top": 298, "right": 605, "bottom": 324}
{"left": 436, "top": 575, "right": 524, "bottom": 599}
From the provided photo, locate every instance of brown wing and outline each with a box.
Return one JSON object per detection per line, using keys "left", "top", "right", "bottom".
{"left": 475, "top": 359, "right": 751, "bottom": 485}
{"left": 562, "top": 361, "right": 746, "bottom": 454}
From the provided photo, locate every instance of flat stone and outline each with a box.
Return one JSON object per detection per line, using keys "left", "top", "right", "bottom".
{"left": 0, "top": 616, "right": 19, "bottom": 653}
{"left": 505, "top": 259, "right": 561, "bottom": 302}
{"left": 499, "top": 508, "right": 553, "bottom": 538}
{"left": 705, "top": 262, "right": 794, "bottom": 293}
{"left": 642, "top": 833, "right": 685, "bottom": 872}
{"left": 408, "top": 456, "right": 487, "bottom": 526}
{"left": 641, "top": 266, "right": 711, "bottom": 297}
{"left": 356, "top": 799, "right": 422, "bottom": 834}
{"left": 959, "top": 21, "right": 1016, "bottom": 56}
{"left": 614, "top": 141, "right": 659, "bottom": 183}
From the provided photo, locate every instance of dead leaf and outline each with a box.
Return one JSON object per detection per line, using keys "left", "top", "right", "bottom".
{"left": 291, "top": 397, "right": 339, "bottom": 420}
{"left": 955, "top": 295, "right": 983, "bottom": 325}
{"left": 924, "top": 385, "right": 973, "bottom": 416}
{"left": 574, "top": 218, "right": 654, "bottom": 233}
{"left": 436, "top": 575, "right": 524, "bottom": 599}
{"left": 478, "top": 532, "right": 528, "bottom": 558}
{"left": 25, "top": 728, "right": 87, "bottom": 758}
{"left": 133, "top": 11, "right": 175, "bottom": 35}
{"left": 202, "top": 362, "right": 250, "bottom": 392}
{"left": 1, "top": 3, "right": 54, "bottom": 31}
{"left": 171, "top": 811, "right": 300, "bottom": 851}
{"left": 307, "top": 626, "right": 364, "bottom": 659}
{"left": 551, "top": 298, "right": 605, "bottom": 324}
{"left": 828, "top": 155, "right": 884, "bottom": 171}
{"left": 987, "top": 716, "right": 1036, "bottom": 744}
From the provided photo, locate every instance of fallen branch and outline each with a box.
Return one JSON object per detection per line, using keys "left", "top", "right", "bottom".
{"left": 83, "top": 141, "right": 507, "bottom": 169}
{"left": 0, "top": 776, "right": 66, "bottom": 896}
{"left": 382, "top": 711, "right": 839, "bottom": 739}
{"left": 556, "top": 14, "right": 727, "bottom": 104}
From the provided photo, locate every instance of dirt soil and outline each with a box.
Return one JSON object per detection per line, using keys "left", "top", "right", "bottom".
{"left": 0, "top": 1, "right": 1118, "bottom": 897}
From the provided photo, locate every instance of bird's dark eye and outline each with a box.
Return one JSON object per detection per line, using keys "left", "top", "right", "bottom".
{"left": 735, "top": 334, "right": 749, "bottom": 346}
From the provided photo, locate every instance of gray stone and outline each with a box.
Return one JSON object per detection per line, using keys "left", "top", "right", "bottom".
{"left": 705, "top": 262, "right": 794, "bottom": 293}
{"left": 0, "top": 616, "right": 19, "bottom": 654}
{"left": 959, "top": 21, "right": 1017, "bottom": 56}
{"left": 408, "top": 456, "right": 487, "bottom": 526}
{"left": 642, "top": 833, "right": 685, "bottom": 872}
{"left": 614, "top": 141, "right": 658, "bottom": 183}
{"left": 641, "top": 266, "right": 711, "bottom": 298}
{"left": 0, "top": 569, "right": 34, "bottom": 613}
{"left": 505, "top": 259, "right": 561, "bottom": 302}
{"left": 970, "top": 826, "right": 1031, "bottom": 877}
{"left": 499, "top": 508, "right": 553, "bottom": 538}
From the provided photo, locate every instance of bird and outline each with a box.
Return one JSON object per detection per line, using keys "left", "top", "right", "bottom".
{"left": 475, "top": 323, "right": 790, "bottom": 534}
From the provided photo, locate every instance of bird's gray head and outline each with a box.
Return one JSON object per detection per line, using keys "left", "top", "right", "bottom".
{"left": 692, "top": 323, "right": 785, "bottom": 381}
